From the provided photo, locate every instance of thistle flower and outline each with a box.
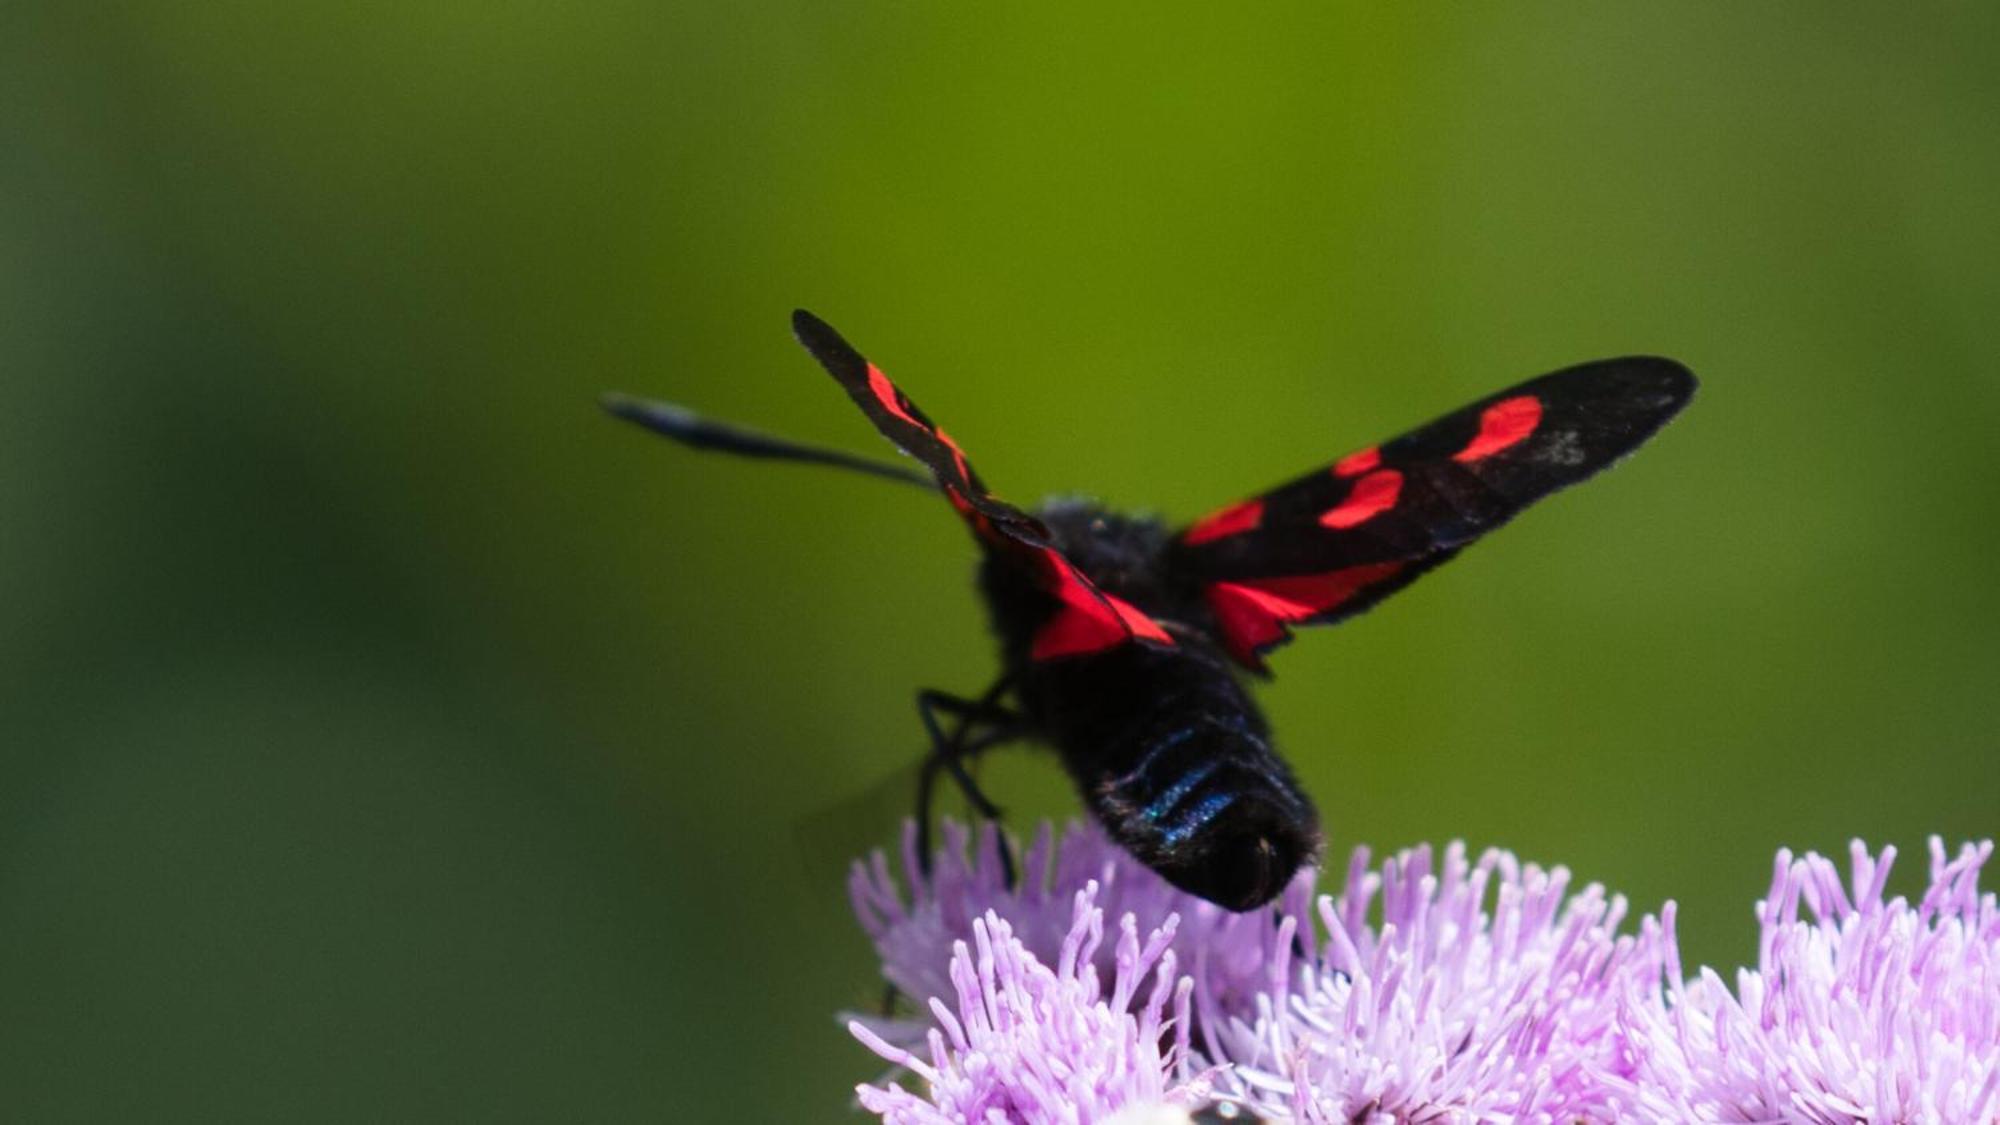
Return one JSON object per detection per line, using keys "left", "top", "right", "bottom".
{"left": 1202, "top": 841, "right": 1658, "bottom": 1123}
{"left": 849, "top": 818, "right": 1314, "bottom": 1047}
{"left": 849, "top": 820, "right": 1659, "bottom": 1123}
{"left": 847, "top": 882, "right": 1214, "bottom": 1124}
{"left": 1619, "top": 837, "right": 2000, "bottom": 1124}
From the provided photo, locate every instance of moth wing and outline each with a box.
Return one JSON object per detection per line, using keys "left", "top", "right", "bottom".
{"left": 794, "top": 309, "right": 1171, "bottom": 659}
{"left": 1170, "top": 357, "right": 1696, "bottom": 669}
{"left": 792, "top": 309, "right": 1048, "bottom": 545}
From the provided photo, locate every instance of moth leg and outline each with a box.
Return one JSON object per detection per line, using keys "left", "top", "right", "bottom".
{"left": 913, "top": 680, "right": 1023, "bottom": 886}
{"left": 915, "top": 727, "right": 1020, "bottom": 862}
{"left": 875, "top": 682, "right": 1020, "bottom": 1018}
{"left": 874, "top": 721, "right": 1014, "bottom": 1020}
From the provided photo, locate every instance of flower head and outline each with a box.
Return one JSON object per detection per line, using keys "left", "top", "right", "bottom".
{"left": 849, "top": 818, "right": 1312, "bottom": 1047}
{"left": 1203, "top": 841, "right": 1658, "bottom": 1123}
{"left": 850, "top": 820, "right": 1660, "bottom": 1123}
{"left": 1621, "top": 837, "right": 2000, "bottom": 1123}
{"left": 848, "top": 881, "right": 1213, "bottom": 1124}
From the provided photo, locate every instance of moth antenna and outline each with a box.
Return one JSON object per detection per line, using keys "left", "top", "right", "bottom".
{"left": 601, "top": 392, "right": 941, "bottom": 492}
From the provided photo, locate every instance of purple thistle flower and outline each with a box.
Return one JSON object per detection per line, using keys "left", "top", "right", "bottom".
{"left": 850, "top": 820, "right": 1660, "bottom": 1123}
{"left": 1619, "top": 837, "right": 2000, "bottom": 1124}
{"left": 849, "top": 818, "right": 1315, "bottom": 1047}
{"left": 1202, "top": 841, "right": 1658, "bottom": 1123}
{"left": 848, "top": 882, "right": 1213, "bottom": 1124}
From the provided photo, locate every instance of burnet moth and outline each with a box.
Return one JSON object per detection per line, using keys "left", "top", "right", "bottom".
{"left": 605, "top": 311, "right": 1695, "bottom": 911}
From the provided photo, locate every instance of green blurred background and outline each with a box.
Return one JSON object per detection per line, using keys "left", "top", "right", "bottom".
{"left": 5, "top": 3, "right": 1997, "bottom": 1119}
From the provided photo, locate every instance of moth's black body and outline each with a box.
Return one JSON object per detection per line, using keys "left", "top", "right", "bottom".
{"left": 983, "top": 502, "right": 1314, "bottom": 910}
{"left": 605, "top": 310, "right": 1695, "bottom": 912}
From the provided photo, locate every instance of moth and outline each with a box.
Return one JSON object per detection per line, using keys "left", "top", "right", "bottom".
{"left": 605, "top": 311, "right": 1695, "bottom": 911}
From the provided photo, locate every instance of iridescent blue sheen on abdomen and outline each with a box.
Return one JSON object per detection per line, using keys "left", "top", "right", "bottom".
{"left": 1013, "top": 636, "right": 1323, "bottom": 911}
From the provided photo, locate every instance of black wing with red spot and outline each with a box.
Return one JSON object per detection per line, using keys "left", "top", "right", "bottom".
{"left": 1171, "top": 357, "right": 1696, "bottom": 669}
{"left": 791, "top": 309, "right": 1049, "bottom": 546}
{"left": 792, "top": 309, "right": 1174, "bottom": 663}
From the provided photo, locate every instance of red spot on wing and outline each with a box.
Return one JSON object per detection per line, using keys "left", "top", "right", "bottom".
{"left": 945, "top": 487, "right": 1004, "bottom": 543}
{"left": 1030, "top": 548, "right": 1174, "bottom": 661}
{"left": 867, "top": 363, "right": 978, "bottom": 492}
{"left": 1203, "top": 584, "right": 1289, "bottom": 663}
{"left": 1319, "top": 469, "right": 1403, "bottom": 530}
{"left": 1453, "top": 395, "right": 1542, "bottom": 463}
{"left": 1183, "top": 497, "right": 1265, "bottom": 545}
{"left": 866, "top": 364, "right": 925, "bottom": 431}
{"left": 1107, "top": 593, "right": 1173, "bottom": 645}
{"left": 1334, "top": 446, "right": 1381, "bottom": 477}
{"left": 934, "top": 425, "right": 973, "bottom": 485}
{"left": 1205, "top": 562, "right": 1403, "bottom": 666}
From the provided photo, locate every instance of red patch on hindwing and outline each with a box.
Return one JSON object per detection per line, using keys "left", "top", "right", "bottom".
{"left": 1106, "top": 594, "right": 1172, "bottom": 645}
{"left": 1454, "top": 395, "right": 1542, "bottom": 463}
{"left": 1333, "top": 446, "right": 1381, "bottom": 477}
{"left": 1030, "top": 548, "right": 1174, "bottom": 661}
{"left": 1319, "top": 469, "right": 1403, "bottom": 530}
{"left": 1205, "top": 562, "right": 1404, "bottom": 666}
{"left": 1183, "top": 497, "right": 1265, "bottom": 545}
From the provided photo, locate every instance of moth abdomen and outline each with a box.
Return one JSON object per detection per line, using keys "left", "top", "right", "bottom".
{"left": 1085, "top": 710, "right": 1320, "bottom": 912}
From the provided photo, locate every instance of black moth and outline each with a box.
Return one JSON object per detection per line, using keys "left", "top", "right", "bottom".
{"left": 606, "top": 311, "right": 1695, "bottom": 911}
